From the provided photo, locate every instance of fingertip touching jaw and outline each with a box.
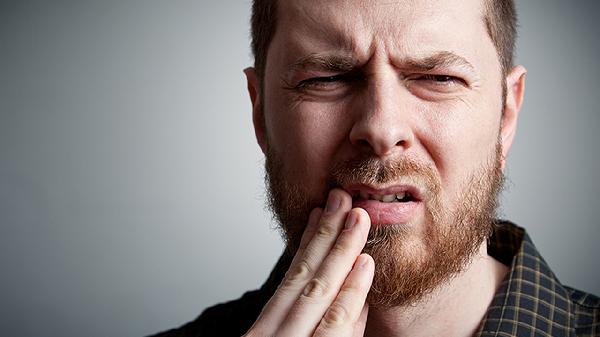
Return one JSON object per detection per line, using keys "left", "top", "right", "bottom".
{"left": 246, "top": 0, "right": 526, "bottom": 307}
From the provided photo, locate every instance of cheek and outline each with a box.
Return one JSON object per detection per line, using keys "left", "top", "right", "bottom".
{"left": 265, "top": 98, "right": 350, "bottom": 184}
{"left": 416, "top": 99, "right": 501, "bottom": 192}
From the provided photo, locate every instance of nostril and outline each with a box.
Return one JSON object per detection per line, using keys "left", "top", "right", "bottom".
{"left": 350, "top": 122, "right": 414, "bottom": 156}
{"left": 357, "top": 139, "right": 370, "bottom": 147}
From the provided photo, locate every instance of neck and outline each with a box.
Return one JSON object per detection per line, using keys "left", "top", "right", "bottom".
{"left": 364, "top": 242, "right": 509, "bottom": 337}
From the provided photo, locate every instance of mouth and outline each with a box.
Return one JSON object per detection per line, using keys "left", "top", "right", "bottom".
{"left": 346, "top": 184, "right": 423, "bottom": 203}
{"left": 343, "top": 184, "right": 423, "bottom": 225}
{"left": 352, "top": 190, "right": 418, "bottom": 203}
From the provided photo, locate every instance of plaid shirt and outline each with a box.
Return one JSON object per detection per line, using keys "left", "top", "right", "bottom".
{"left": 153, "top": 222, "right": 600, "bottom": 337}
{"left": 477, "top": 222, "right": 600, "bottom": 336}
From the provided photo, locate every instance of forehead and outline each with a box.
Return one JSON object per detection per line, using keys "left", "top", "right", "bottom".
{"left": 273, "top": 0, "right": 493, "bottom": 66}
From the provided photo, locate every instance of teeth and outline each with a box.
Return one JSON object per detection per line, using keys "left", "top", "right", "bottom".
{"left": 355, "top": 191, "right": 412, "bottom": 202}
{"left": 382, "top": 194, "right": 396, "bottom": 202}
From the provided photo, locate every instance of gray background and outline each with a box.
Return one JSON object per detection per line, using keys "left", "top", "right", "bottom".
{"left": 0, "top": 1, "right": 598, "bottom": 336}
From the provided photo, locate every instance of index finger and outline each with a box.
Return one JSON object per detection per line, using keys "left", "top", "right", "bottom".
{"left": 249, "top": 189, "right": 353, "bottom": 334}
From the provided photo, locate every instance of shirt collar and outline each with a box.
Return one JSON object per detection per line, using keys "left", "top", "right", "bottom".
{"left": 478, "top": 222, "right": 576, "bottom": 336}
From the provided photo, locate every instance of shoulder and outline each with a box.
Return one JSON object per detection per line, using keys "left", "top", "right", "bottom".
{"left": 149, "top": 289, "right": 265, "bottom": 337}
{"left": 565, "top": 286, "right": 600, "bottom": 336}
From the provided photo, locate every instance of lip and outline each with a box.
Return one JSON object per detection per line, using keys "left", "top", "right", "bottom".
{"left": 343, "top": 183, "right": 424, "bottom": 202}
{"left": 342, "top": 184, "right": 424, "bottom": 225}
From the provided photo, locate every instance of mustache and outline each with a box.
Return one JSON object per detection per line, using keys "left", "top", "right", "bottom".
{"left": 327, "top": 156, "right": 441, "bottom": 201}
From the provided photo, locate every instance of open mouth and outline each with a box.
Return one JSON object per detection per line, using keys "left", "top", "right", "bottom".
{"left": 351, "top": 191, "right": 417, "bottom": 203}
{"left": 345, "top": 185, "right": 423, "bottom": 225}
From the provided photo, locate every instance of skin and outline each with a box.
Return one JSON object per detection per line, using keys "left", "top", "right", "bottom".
{"left": 243, "top": 0, "right": 526, "bottom": 336}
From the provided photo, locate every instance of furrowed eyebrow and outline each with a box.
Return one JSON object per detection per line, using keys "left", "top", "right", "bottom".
{"left": 401, "top": 51, "right": 476, "bottom": 73}
{"left": 284, "top": 51, "right": 476, "bottom": 79}
{"left": 287, "top": 54, "right": 356, "bottom": 74}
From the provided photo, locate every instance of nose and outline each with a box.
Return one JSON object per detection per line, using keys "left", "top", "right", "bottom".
{"left": 349, "top": 71, "right": 415, "bottom": 157}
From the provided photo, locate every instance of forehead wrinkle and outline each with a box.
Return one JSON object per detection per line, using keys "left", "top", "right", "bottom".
{"left": 292, "top": 2, "right": 355, "bottom": 50}
{"left": 284, "top": 0, "right": 368, "bottom": 55}
{"left": 282, "top": 0, "right": 489, "bottom": 78}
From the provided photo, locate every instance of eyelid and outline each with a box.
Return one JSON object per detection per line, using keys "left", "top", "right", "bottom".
{"left": 421, "top": 74, "right": 460, "bottom": 81}
{"left": 413, "top": 73, "right": 469, "bottom": 88}
{"left": 295, "top": 71, "right": 361, "bottom": 89}
{"left": 298, "top": 74, "right": 342, "bottom": 86}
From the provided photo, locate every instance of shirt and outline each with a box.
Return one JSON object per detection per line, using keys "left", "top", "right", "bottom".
{"left": 152, "top": 222, "right": 600, "bottom": 336}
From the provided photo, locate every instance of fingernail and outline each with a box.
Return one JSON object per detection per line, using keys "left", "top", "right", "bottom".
{"left": 326, "top": 192, "right": 341, "bottom": 213}
{"left": 356, "top": 255, "right": 369, "bottom": 268}
{"left": 344, "top": 211, "right": 357, "bottom": 229}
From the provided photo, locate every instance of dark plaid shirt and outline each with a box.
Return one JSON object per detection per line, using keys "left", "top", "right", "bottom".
{"left": 478, "top": 223, "right": 600, "bottom": 336}
{"left": 153, "top": 222, "right": 600, "bottom": 337}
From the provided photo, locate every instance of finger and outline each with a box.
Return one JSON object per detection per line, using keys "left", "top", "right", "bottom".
{"left": 276, "top": 209, "right": 371, "bottom": 336}
{"left": 351, "top": 302, "right": 369, "bottom": 337}
{"left": 248, "top": 207, "right": 322, "bottom": 334}
{"left": 291, "top": 189, "right": 353, "bottom": 282}
{"left": 314, "top": 253, "right": 374, "bottom": 337}
{"left": 249, "top": 190, "right": 352, "bottom": 334}
{"left": 290, "top": 207, "right": 323, "bottom": 266}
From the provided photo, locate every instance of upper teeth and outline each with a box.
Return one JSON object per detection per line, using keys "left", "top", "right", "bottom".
{"left": 357, "top": 191, "right": 409, "bottom": 202}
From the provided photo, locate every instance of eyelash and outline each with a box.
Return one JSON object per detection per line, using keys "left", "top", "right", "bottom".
{"left": 291, "top": 73, "right": 465, "bottom": 91}
{"left": 416, "top": 74, "right": 466, "bottom": 85}
{"left": 294, "top": 73, "right": 355, "bottom": 89}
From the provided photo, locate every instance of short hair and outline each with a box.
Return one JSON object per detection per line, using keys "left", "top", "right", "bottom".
{"left": 250, "top": 0, "right": 517, "bottom": 82}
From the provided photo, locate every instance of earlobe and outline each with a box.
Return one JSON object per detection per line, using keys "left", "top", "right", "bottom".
{"left": 244, "top": 67, "right": 268, "bottom": 154}
{"left": 500, "top": 65, "right": 527, "bottom": 170}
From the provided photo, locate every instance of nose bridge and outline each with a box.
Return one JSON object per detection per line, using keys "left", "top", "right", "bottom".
{"left": 350, "top": 65, "right": 414, "bottom": 157}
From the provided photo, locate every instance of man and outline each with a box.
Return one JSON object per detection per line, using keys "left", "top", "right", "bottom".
{"left": 154, "top": 0, "right": 600, "bottom": 336}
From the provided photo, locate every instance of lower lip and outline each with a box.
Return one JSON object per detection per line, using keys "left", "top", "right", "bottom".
{"left": 352, "top": 199, "right": 422, "bottom": 225}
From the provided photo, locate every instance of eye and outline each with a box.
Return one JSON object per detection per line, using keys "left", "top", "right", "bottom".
{"left": 296, "top": 74, "right": 343, "bottom": 88}
{"left": 409, "top": 73, "right": 468, "bottom": 93}
{"left": 406, "top": 73, "right": 469, "bottom": 100}
{"left": 418, "top": 74, "right": 464, "bottom": 85}
{"left": 295, "top": 73, "right": 358, "bottom": 90}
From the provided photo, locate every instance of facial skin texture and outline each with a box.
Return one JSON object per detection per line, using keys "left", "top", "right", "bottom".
{"left": 247, "top": 0, "right": 526, "bottom": 311}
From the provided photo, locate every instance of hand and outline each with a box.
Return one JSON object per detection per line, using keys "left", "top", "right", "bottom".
{"left": 244, "top": 189, "right": 374, "bottom": 337}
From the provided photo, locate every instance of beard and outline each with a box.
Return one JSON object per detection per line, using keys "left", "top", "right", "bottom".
{"left": 265, "top": 142, "right": 504, "bottom": 308}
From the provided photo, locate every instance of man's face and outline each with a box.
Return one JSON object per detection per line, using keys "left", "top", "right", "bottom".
{"left": 249, "top": 0, "right": 522, "bottom": 306}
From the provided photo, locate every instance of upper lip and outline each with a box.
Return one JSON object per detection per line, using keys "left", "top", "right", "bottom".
{"left": 342, "top": 184, "right": 423, "bottom": 201}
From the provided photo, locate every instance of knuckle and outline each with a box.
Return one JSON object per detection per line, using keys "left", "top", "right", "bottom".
{"left": 283, "top": 260, "right": 311, "bottom": 284}
{"left": 301, "top": 277, "right": 329, "bottom": 299}
{"left": 322, "top": 303, "right": 350, "bottom": 329}
{"left": 315, "top": 222, "right": 337, "bottom": 239}
{"left": 339, "top": 283, "right": 362, "bottom": 298}
{"left": 329, "top": 241, "right": 347, "bottom": 257}
{"left": 300, "top": 226, "right": 317, "bottom": 242}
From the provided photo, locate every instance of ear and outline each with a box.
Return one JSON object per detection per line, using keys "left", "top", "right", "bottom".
{"left": 244, "top": 67, "right": 268, "bottom": 154}
{"left": 500, "top": 65, "right": 527, "bottom": 170}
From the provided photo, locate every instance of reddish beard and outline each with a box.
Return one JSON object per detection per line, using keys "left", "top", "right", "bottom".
{"left": 265, "top": 143, "right": 504, "bottom": 308}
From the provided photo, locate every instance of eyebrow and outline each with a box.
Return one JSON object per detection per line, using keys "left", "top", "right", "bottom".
{"left": 401, "top": 51, "right": 476, "bottom": 73}
{"left": 286, "top": 54, "right": 356, "bottom": 75}
{"left": 285, "top": 51, "right": 476, "bottom": 76}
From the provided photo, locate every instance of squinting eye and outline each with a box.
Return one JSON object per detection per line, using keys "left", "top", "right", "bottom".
{"left": 420, "top": 74, "right": 461, "bottom": 83}
{"left": 407, "top": 73, "right": 468, "bottom": 99}
{"left": 296, "top": 74, "right": 346, "bottom": 89}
